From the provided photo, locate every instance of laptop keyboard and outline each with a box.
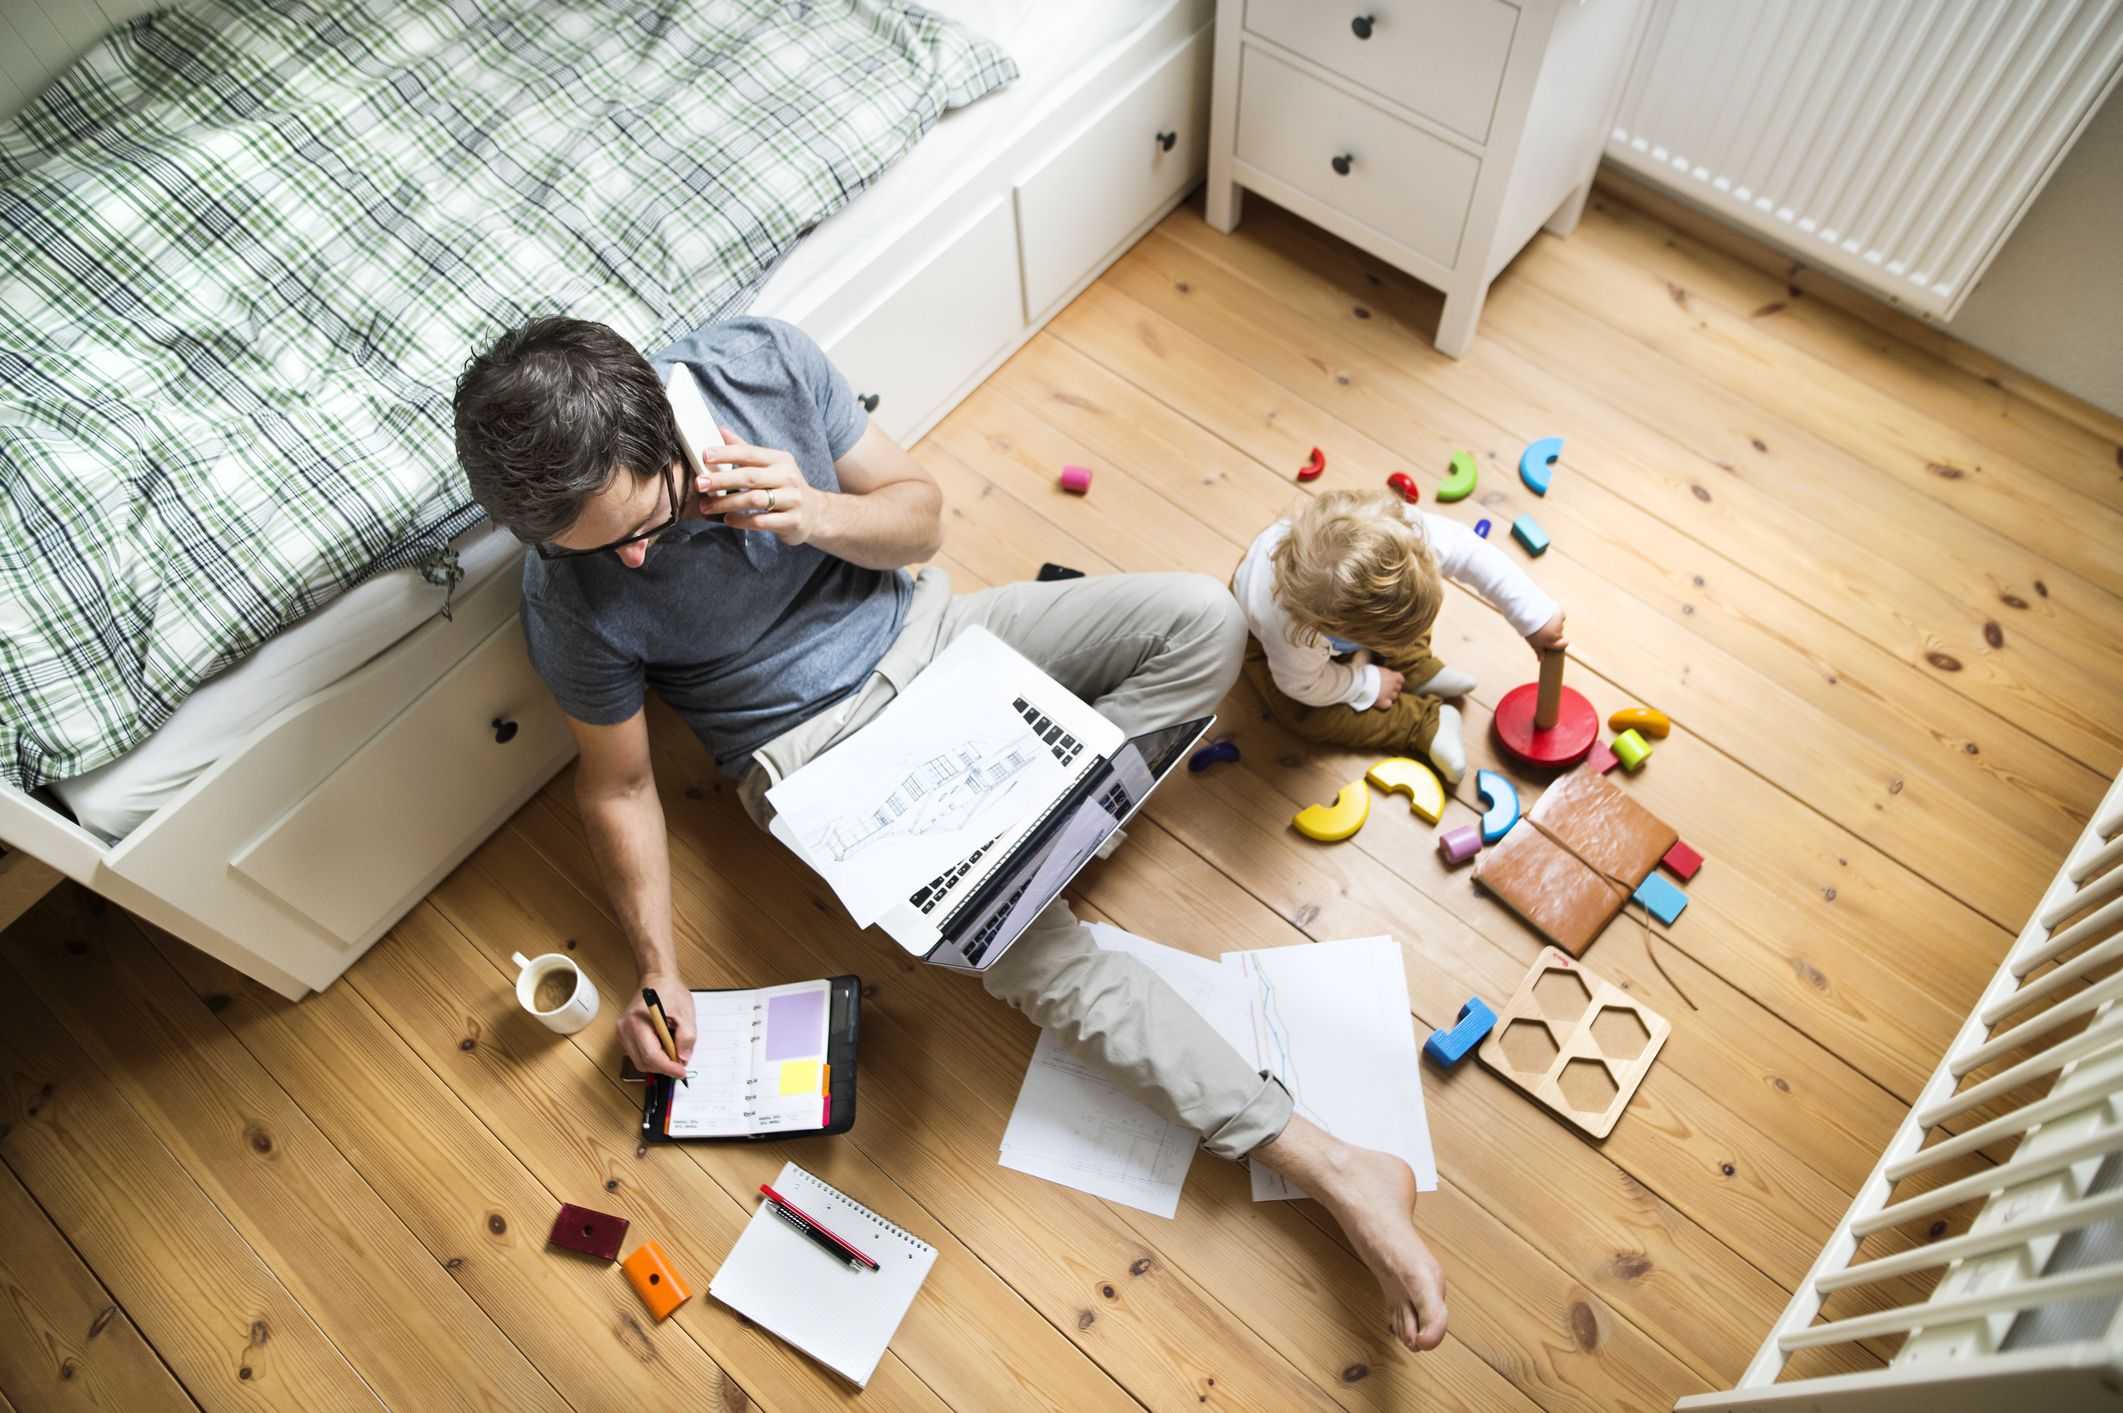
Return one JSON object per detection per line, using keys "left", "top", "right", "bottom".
{"left": 909, "top": 835, "right": 997, "bottom": 915}
{"left": 1014, "top": 696, "right": 1081, "bottom": 768}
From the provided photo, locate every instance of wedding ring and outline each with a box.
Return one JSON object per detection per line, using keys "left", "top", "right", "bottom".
{"left": 764, "top": 488, "right": 778, "bottom": 512}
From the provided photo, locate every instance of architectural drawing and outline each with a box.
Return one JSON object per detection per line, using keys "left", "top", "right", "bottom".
{"left": 807, "top": 728, "right": 1041, "bottom": 863}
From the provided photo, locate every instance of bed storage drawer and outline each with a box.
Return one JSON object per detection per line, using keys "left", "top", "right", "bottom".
{"left": 1013, "top": 23, "right": 1212, "bottom": 320}
{"left": 822, "top": 195, "right": 1024, "bottom": 446}
{"left": 1235, "top": 45, "right": 1480, "bottom": 271}
{"left": 1242, "top": 0, "right": 1515, "bottom": 144}
{"left": 228, "top": 614, "right": 568, "bottom": 946}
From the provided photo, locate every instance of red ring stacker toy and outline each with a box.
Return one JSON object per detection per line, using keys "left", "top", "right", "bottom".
{"left": 1493, "top": 649, "right": 1597, "bottom": 768}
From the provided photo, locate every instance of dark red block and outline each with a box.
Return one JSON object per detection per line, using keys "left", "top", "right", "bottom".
{"left": 1662, "top": 839, "right": 1704, "bottom": 883}
{"left": 549, "top": 1203, "right": 630, "bottom": 1263}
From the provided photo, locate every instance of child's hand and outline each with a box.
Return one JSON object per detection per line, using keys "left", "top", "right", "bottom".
{"left": 1528, "top": 611, "right": 1568, "bottom": 652}
{"left": 1371, "top": 668, "right": 1406, "bottom": 711}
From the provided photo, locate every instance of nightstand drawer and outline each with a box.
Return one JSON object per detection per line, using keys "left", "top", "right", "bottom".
{"left": 1244, "top": 0, "right": 1516, "bottom": 143}
{"left": 1236, "top": 45, "right": 1479, "bottom": 269}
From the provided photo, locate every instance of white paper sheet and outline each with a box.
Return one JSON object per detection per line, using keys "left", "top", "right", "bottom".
{"left": 1222, "top": 936, "right": 1437, "bottom": 1199}
{"left": 765, "top": 628, "right": 1121, "bottom": 927}
{"left": 998, "top": 924, "right": 1250, "bottom": 1217}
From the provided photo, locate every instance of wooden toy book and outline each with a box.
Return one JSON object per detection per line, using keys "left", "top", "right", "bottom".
{"left": 1473, "top": 765, "right": 1678, "bottom": 956}
{"left": 642, "top": 976, "right": 860, "bottom": 1142}
{"left": 1477, "top": 948, "right": 1669, "bottom": 1139}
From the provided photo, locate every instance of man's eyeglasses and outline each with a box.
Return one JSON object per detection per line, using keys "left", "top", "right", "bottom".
{"left": 536, "top": 463, "right": 682, "bottom": 560}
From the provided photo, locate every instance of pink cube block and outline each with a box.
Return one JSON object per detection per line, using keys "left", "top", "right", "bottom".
{"left": 1058, "top": 464, "right": 1093, "bottom": 494}
{"left": 1437, "top": 824, "right": 1482, "bottom": 866}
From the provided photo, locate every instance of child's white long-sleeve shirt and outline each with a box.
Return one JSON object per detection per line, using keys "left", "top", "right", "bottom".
{"left": 1233, "top": 509, "right": 1559, "bottom": 709}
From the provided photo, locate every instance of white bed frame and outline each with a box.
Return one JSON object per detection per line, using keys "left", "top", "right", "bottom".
{"left": 1678, "top": 765, "right": 2123, "bottom": 1410}
{"left": 0, "top": 0, "right": 1214, "bottom": 998}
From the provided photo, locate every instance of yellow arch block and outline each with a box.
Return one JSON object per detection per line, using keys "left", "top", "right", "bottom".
{"left": 1609, "top": 706, "right": 1671, "bottom": 739}
{"left": 1365, "top": 756, "right": 1444, "bottom": 825}
{"left": 1293, "top": 781, "right": 1370, "bottom": 842}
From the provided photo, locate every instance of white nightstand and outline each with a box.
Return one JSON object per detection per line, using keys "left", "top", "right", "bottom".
{"left": 1205, "top": 0, "right": 1646, "bottom": 356}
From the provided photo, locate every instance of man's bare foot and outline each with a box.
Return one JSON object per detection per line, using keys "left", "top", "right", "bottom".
{"left": 1253, "top": 1117, "right": 1447, "bottom": 1351}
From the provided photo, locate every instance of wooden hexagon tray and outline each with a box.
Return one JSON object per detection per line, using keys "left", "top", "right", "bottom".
{"left": 1476, "top": 947, "right": 1670, "bottom": 1139}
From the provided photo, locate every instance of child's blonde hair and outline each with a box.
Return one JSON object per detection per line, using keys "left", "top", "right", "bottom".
{"left": 1270, "top": 489, "right": 1442, "bottom": 658}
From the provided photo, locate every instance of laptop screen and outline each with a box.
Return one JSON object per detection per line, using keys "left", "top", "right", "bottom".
{"left": 940, "top": 716, "right": 1212, "bottom": 968}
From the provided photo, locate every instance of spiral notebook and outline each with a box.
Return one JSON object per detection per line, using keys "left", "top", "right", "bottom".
{"left": 710, "top": 1163, "right": 936, "bottom": 1387}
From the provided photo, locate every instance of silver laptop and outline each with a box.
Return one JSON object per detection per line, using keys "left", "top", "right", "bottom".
{"left": 875, "top": 715, "right": 1215, "bottom": 971}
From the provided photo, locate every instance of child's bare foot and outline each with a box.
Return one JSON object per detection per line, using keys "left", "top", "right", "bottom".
{"left": 1253, "top": 1118, "right": 1448, "bottom": 1351}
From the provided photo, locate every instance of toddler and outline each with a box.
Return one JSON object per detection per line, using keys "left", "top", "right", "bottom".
{"left": 1232, "top": 489, "right": 1566, "bottom": 783}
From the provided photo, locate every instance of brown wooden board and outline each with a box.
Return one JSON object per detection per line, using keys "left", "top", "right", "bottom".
{"left": 1477, "top": 948, "right": 1671, "bottom": 1140}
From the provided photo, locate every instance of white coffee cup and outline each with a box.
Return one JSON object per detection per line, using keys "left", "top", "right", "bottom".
{"left": 513, "top": 951, "right": 599, "bottom": 1034}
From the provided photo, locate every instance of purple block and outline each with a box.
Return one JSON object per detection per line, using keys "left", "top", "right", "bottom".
{"left": 764, "top": 988, "right": 828, "bottom": 1061}
{"left": 1188, "top": 739, "right": 1241, "bottom": 773}
{"left": 1437, "top": 824, "right": 1482, "bottom": 866}
{"left": 1473, "top": 518, "right": 1491, "bottom": 539}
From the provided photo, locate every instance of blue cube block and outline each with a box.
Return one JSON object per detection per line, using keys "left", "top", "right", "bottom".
{"left": 1511, "top": 515, "right": 1550, "bottom": 556}
{"left": 1423, "top": 997, "right": 1497, "bottom": 1067}
{"left": 1633, "top": 873, "right": 1689, "bottom": 926}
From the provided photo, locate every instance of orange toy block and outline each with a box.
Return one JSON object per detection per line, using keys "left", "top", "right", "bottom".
{"left": 622, "top": 1240, "right": 692, "bottom": 1322}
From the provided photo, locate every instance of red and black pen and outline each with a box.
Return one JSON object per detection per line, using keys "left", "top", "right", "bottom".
{"left": 759, "top": 1184, "right": 877, "bottom": 1272}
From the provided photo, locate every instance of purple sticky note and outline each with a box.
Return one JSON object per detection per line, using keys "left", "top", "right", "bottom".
{"left": 763, "top": 988, "right": 827, "bottom": 1061}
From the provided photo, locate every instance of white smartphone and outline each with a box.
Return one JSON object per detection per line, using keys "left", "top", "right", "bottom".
{"left": 664, "top": 363, "right": 726, "bottom": 510}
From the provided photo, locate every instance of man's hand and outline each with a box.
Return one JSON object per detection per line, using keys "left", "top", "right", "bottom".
{"left": 1527, "top": 610, "right": 1568, "bottom": 653}
{"left": 700, "top": 430, "right": 828, "bottom": 546}
{"left": 621, "top": 973, "right": 696, "bottom": 1079}
{"left": 1371, "top": 667, "right": 1406, "bottom": 711}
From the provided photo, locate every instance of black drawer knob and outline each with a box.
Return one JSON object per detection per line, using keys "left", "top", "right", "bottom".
{"left": 858, "top": 392, "right": 880, "bottom": 412}
{"left": 491, "top": 716, "right": 518, "bottom": 745}
{"left": 1351, "top": 14, "right": 1374, "bottom": 39}
{"left": 1156, "top": 129, "right": 1176, "bottom": 151}
{"left": 1331, "top": 153, "right": 1354, "bottom": 176}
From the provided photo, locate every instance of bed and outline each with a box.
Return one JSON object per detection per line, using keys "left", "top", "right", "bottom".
{"left": 2, "top": 0, "right": 1212, "bottom": 995}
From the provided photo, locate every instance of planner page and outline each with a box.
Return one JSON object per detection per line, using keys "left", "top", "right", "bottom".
{"left": 663, "top": 980, "right": 834, "bottom": 1137}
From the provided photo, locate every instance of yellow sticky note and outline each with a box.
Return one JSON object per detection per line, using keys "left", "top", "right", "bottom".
{"left": 778, "top": 1060, "right": 824, "bottom": 1096}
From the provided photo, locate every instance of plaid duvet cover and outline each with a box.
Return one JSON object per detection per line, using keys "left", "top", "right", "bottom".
{"left": 0, "top": 0, "right": 1015, "bottom": 790}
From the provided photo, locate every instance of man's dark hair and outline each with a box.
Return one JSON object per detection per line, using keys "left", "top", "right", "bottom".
{"left": 452, "top": 316, "right": 682, "bottom": 545}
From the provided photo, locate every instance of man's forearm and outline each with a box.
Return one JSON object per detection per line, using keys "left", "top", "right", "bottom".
{"left": 578, "top": 778, "right": 676, "bottom": 979}
{"left": 811, "top": 479, "right": 942, "bottom": 570}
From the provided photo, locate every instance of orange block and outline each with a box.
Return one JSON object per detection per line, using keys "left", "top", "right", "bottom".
{"left": 622, "top": 1240, "right": 692, "bottom": 1322}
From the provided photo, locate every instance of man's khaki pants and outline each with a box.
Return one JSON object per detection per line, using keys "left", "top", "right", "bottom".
{"left": 740, "top": 569, "right": 1293, "bottom": 1161}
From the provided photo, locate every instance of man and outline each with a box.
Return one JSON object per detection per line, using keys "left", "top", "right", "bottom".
{"left": 453, "top": 314, "right": 1447, "bottom": 1352}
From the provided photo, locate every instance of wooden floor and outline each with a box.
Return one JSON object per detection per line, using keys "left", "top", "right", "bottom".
{"left": 5, "top": 175, "right": 2122, "bottom": 1412}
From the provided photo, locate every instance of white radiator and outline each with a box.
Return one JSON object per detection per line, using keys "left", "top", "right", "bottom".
{"left": 1606, "top": 0, "right": 2123, "bottom": 320}
{"left": 1677, "top": 768, "right": 2123, "bottom": 1409}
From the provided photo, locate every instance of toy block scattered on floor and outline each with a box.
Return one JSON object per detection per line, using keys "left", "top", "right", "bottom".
{"left": 1609, "top": 706, "right": 1670, "bottom": 739}
{"left": 1058, "top": 464, "right": 1092, "bottom": 494}
{"left": 1477, "top": 947, "right": 1670, "bottom": 1140}
{"left": 1471, "top": 767, "right": 1676, "bottom": 957}
{"left": 1633, "top": 873, "right": 1689, "bottom": 926}
{"left": 1518, "top": 436, "right": 1562, "bottom": 495}
{"left": 1475, "top": 769, "right": 1519, "bottom": 843}
{"left": 1662, "top": 840, "right": 1703, "bottom": 882}
{"left": 1293, "top": 781, "right": 1369, "bottom": 841}
{"left": 1424, "top": 998, "right": 1497, "bottom": 1067}
{"left": 1297, "top": 446, "right": 1325, "bottom": 481}
{"left": 1473, "top": 518, "right": 1491, "bottom": 538}
{"left": 1387, "top": 471, "right": 1420, "bottom": 504}
{"left": 1366, "top": 756, "right": 1444, "bottom": 824}
{"left": 1438, "top": 451, "right": 1477, "bottom": 502}
{"left": 548, "top": 1203, "right": 629, "bottom": 1262}
{"left": 1437, "top": 824, "right": 1482, "bottom": 865}
{"left": 622, "top": 1241, "right": 692, "bottom": 1322}
{"left": 1610, "top": 728, "right": 1652, "bottom": 772}
{"left": 1189, "top": 739, "right": 1240, "bottom": 773}
{"left": 1586, "top": 737, "right": 1618, "bottom": 774}
{"left": 1511, "top": 515, "right": 1549, "bottom": 556}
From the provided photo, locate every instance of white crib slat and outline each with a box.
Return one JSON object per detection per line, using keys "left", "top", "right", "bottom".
{"left": 1777, "top": 1259, "right": 2123, "bottom": 1352}
{"left": 1885, "top": 1077, "right": 2114, "bottom": 1180}
{"left": 1849, "top": 1122, "right": 2123, "bottom": 1240}
{"left": 1814, "top": 1189, "right": 2123, "bottom": 1295}
{"left": 2071, "top": 834, "right": 2123, "bottom": 886}
{"left": 2014, "top": 893, "right": 2123, "bottom": 978}
{"left": 1917, "top": 1010, "right": 2123, "bottom": 1128}
{"left": 1954, "top": 969, "right": 2123, "bottom": 1077}
{"left": 1984, "top": 930, "right": 2123, "bottom": 1026}
{"left": 2040, "top": 849, "right": 2123, "bottom": 929}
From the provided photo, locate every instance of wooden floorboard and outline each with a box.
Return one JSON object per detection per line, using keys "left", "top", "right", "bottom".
{"left": 5, "top": 188, "right": 2112, "bottom": 1409}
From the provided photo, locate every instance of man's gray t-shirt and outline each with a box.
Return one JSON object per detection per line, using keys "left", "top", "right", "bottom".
{"left": 519, "top": 317, "right": 910, "bottom": 775}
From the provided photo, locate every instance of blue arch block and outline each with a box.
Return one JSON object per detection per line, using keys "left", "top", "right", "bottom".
{"left": 1519, "top": 436, "right": 1563, "bottom": 495}
{"left": 1476, "top": 769, "right": 1519, "bottom": 844}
